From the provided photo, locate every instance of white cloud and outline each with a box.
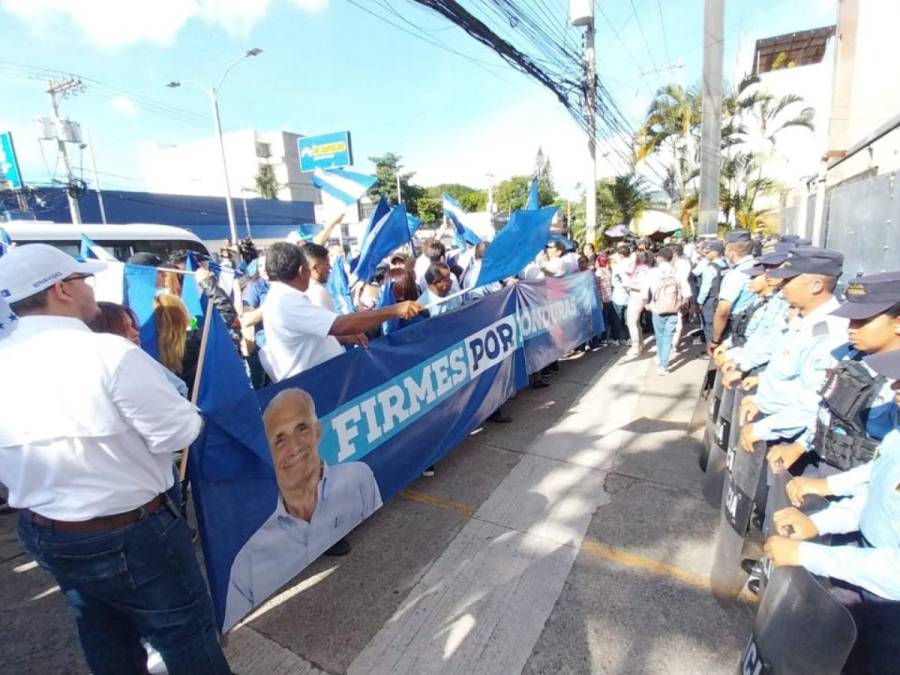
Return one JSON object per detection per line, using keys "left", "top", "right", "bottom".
{"left": 0, "top": 0, "right": 328, "bottom": 49}
{"left": 110, "top": 96, "right": 138, "bottom": 117}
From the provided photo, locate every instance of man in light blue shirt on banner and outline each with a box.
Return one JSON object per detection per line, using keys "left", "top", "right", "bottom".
{"left": 764, "top": 346, "right": 900, "bottom": 673}
{"left": 708, "top": 230, "right": 756, "bottom": 354}
{"left": 223, "top": 388, "right": 382, "bottom": 630}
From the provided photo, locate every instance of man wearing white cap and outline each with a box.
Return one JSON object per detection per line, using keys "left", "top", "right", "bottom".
{"left": 0, "top": 244, "right": 230, "bottom": 674}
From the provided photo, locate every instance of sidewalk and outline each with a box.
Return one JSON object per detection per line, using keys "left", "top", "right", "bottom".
{"left": 0, "top": 339, "right": 754, "bottom": 674}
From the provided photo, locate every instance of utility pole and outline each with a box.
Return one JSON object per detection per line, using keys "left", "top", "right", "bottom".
{"left": 85, "top": 129, "right": 107, "bottom": 224}
{"left": 47, "top": 78, "right": 84, "bottom": 225}
{"left": 209, "top": 90, "right": 239, "bottom": 244}
{"left": 698, "top": 0, "right": 724, "bottom": 236}
{"left": 571, "top": 1, "right": 597, "bottom": 244}
{"left": 485, "top": 173, "right": 495, "bottom": 213}
{"left": 396, "top": 173, "right": 403, "bottom": 205}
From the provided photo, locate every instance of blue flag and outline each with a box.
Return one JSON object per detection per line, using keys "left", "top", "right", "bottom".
{"left": 195, "top": 305, "right": 269, "bottom": 470}
{"left": 406, "top": 213, "right": 422, "bottom": 236}
{"left": 0, "top": 226, "right": 11, "bottom": 257}
{"left": 442, "top": 193, "right": 481, "bottom": 248}
{"left": 351, "top": 199, "right": 410, "bottom": 283}
{"left": 123, "top": 263, "right": 160, "bottom": 361}
{"left": 183, "top": 253, "right": 205, "bottom": 320}
{"left": 326, "top": 256, "right": 354, "bottom": 314}
{"left": 349, "top": 196, "right": 390, "bottom": 273}
{"left": 80, "top": 234, "right": 118, "bottom": 262}
{"left": 377, "top": 274, "right": 400, "bottom": 335}
{"left": 526, "top": 177, "right": 540, "bottom": 210}
{"left": 475, "top": 206, "right": 558, "bottom": 287}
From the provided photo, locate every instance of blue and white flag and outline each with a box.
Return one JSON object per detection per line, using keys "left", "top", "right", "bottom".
{"left": 351, "top": 199, "right": 412, "bottom": 284}
{"left": 183, "top": 252, "right": 205, "bottom": 320}
{"left": 326, "top": 256, "right": 354, "bottom": 314}
{"left": 123, "top": 263, "right": 160, "bottom": 361}
{"left": 80, "top": 234, "right": 118, "bottom": 262}
{"left": 442, "top": 193, "right": 481, "bottom": 248}
{"left": 312, "top": 168, "right": 376, "bottom": 205}
{"left": 0, "top": 226, "right": 11, "bottom": 258}
{"left": 526, "top": 177, "right": 540, "bottom": 210}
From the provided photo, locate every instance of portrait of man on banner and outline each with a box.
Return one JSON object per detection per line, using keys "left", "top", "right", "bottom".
{"left": 223, "top": 387, "right": 382, "bottom": 630}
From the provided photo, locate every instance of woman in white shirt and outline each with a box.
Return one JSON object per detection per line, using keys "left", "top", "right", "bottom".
{"left": 625, "top": 251, "right": 653, "bottom": 357}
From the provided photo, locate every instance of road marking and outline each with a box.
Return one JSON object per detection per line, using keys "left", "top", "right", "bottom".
{"left": 400, "top": 489, "right": 757, "bottom": 605}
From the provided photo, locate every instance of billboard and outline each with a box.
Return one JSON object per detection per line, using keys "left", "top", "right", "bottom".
{"left": 298, "top": 131, "right": 352, "bottom": 172}
{"left": 0, "top": 132, "right": 24, "bottom": 190}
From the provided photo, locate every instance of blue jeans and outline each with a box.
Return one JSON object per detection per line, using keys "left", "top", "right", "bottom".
{"left": 611, "top": 303, "right": 628, "bottom": 341}
{"left": 652, "top": 313, "right": 678, "bottom": 368}
{"left": 18, "top": 484, "right": 230, "bottom": 675}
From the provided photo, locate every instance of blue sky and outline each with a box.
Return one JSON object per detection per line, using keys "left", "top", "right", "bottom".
{"left": 0, "top": 0, "right": 838, "bottom": 199}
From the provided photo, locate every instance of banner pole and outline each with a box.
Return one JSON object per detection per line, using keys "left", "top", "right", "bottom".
{"left": 179, "top": 305, "right": 214, "bottom": 482}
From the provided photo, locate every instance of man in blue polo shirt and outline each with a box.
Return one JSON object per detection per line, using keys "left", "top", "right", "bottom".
{"left": 708, "top": 229, "right": 756, "bottom": 355}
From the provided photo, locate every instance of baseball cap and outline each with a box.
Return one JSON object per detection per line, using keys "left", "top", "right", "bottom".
{"left": 767, "top": 246, "right": 844, "bottom": 279}
{"left": 831, "top": 271, "right": 900, "bottom": 320}
{"left": 864, "top": 348, "right": 900, "bottom": 380}
{"left": 780, "top": 234, "right": 800, "bottom": 243}
{"left": 0, "top": 243, "right": 107, "bottom": 303}
{"left": 704, "top": 240, "right": 725, "bottom": 254}
{"left": 725, "top": 229, "right": 751, "bottom": 243}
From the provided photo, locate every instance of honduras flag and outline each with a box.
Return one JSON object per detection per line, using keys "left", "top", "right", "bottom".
{"left": 475, "top": 206, "right": 558, "bottom": 288}
{"left": 351, "top": 199, "right": 413, "bottom": 284}
{"left": 80, "top": 234, "right": 118, "bottom": 262}
{"left": 312, "top": 168, "right": 376, "bottom": 205}
{"left": 0, "top": 226, "right": 11, "bottom": 258}
{"left": 377, "top": 274, "right": 399, "bottom": 335}
{"left": 442, "top": 193, "right": 481, "bottom": 248}
{"left": 123, "top": 263, "right": 160, "bottom": 361}
{"left": 525, "top": 177, "right": 540, "bottom": 210}
{"left": 0, "top": 294, "right": 17, "bottom": 341}
{"left": 325, "top": 256, "right": 354, "bottom": 314}
{"left": 183, "top": 252, "right": 205, "bottom": 321}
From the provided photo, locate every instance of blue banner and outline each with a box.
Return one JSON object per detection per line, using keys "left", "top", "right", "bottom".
{"left": 298, "top": 131, "right": 353, "bottom": 171}
{"left": 189, "top": 274, "right": 603, "bottom": 631}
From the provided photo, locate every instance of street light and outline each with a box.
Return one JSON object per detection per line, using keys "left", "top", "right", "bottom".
{"left": 167, "top": 47, "right": 263, "bottom": 246}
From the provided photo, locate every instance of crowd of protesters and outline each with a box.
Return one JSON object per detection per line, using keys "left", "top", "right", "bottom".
{"left": 1, "top": 216, "right": 896, "bottom": 674}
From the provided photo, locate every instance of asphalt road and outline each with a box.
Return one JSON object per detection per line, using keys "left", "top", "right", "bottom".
{"left": 0, "top": 340, "right": 755, "bottom": 674}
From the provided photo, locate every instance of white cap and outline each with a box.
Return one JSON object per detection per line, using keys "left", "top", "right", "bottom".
{"left": 0, "top": 243, "right": 108, "bottom": 303}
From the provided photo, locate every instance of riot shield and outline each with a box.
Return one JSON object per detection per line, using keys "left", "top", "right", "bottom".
{"left": 702, "top": 380, "right": 738, "bottom": 508}
{"left": 710, "top": 393, "right": 766, "bottom": 601}
{"left": 700, "top": 368, "right": 724, "bottom": 471}
{"left": 738, "top": 567, "right": 857, "bottom": 675}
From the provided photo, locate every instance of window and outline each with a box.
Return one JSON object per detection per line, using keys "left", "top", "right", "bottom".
{"left": 255, "top": 142, "right": 271, "bottom": 159}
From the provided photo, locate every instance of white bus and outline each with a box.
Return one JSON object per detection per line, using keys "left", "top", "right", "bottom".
{"left": 2, "top": 222, "right": 210, "bottom": 262}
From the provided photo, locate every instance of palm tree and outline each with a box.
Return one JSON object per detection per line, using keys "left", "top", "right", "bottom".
{"left": 636, "top": 84, "right": 702, "bottom": 209}
{"left": 254, "top": 169, "right": 281, "bottom": 200}
{"left": 611, "top": 173, "right": 656, "bottom": 224}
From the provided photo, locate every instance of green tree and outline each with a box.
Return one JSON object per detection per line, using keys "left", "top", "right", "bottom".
{"left": 368, "top": 152, "right": 427, "bottom": 215}
{"left": 636, "top": 84, "right": 702, "bottom": 208}
{"left": 425, "top": 183, "right": 487, "bottom": 212}
{"left": 495, "top": 174, "right": 557, "bottom": 211}
{"left": 416, "top": 196, "right": 442, "bottom": 224}
{"left": 253, "top": 168, "right": 281, "bottom": 199}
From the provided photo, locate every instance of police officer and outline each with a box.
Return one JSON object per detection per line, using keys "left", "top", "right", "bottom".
{"left": 764, "top": 347, "right": 900, "bottom": 674}
{"left": 708, "top": 230, "right": 756, "bottom": 355}
{"left": 718, "top": 247, "right": 794, "bottom": 388}
{"left": 696, "top": 239, "right": 728, "bottom": 345}
{"left": 738, "top": 248, "right": 847, "bottom": 454}
{"left": 766, "top": 272, "right": 899, "bottom": 475}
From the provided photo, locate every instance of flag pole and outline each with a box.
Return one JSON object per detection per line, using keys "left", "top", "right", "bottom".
{"left": 178, "top": 304, "right": 214, "bottom": 482}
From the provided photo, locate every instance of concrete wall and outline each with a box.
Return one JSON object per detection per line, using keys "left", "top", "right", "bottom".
{"left": 827, "top": 0, "right": 900, "bottom": 164}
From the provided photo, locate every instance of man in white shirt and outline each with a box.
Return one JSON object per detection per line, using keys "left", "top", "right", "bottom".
{"left": 223, "top": 388, "right": 382, "bottom": 630}
{"left": 302, "top": 242, "right": 335, "bottom": 311}
{"left": 262, "top": 242, "right": 423, "bottom": 382}
{"left": 539, "top": 240, "right": 568, "bottom": 278}
{"left": 417, "top": 262, "right": 462, "bottom": 316}
{"left": 0, "top": 244, "right": 230, "bottom": 674}
{"left": 415, "top": 239, "right": 461, "bottom": 295}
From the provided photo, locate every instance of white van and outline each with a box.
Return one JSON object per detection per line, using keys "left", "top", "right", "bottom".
{"left": 2, "top": 222, "right": 210, "bottom": 262}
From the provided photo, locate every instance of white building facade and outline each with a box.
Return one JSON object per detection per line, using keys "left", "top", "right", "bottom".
{"left": 143, "top": 129, "right": 318, "bottom": 203}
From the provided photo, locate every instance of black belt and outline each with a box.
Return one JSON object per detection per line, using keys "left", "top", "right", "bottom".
{"left": 25, "top": 494, "right": 166, "bottom": 533}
